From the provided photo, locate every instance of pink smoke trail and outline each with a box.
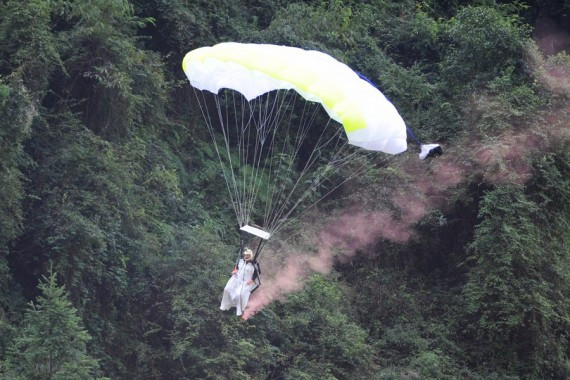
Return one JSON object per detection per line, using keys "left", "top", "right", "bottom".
{"left": 243, "top": 208, "right": 427, "bottom": 319}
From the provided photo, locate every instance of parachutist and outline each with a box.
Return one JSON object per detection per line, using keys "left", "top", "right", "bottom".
{"left": 184, "top": 43, "right": 409, "bottom": 310}
{"left": 220, "top": 248, "right": 260, "bottom": 316}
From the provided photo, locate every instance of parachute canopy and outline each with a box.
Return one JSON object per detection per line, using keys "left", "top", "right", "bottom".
{"left": 183, "top": 43, "right": 409, "bottom": 244}
{"left": 183, "top": 42, "right": 407, "bottom": 154}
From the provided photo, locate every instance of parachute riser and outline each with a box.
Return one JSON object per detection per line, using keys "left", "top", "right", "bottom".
{"left": 406, "top": 126, "right": 422, "bottom": 147}
{"left": 253, "top": 239, "right": 267, "bottom": 262}
{"left": 236, "top": 230, "right": 248, "bottom": 263}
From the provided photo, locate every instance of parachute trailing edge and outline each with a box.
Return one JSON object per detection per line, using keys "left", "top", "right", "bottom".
{"left": 182, "top": 42, "right": 407, "bottom": 155}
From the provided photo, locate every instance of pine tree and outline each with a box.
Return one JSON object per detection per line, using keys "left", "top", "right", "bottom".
{"left": 2, "top": 268, "right": 105, "bottom": 380}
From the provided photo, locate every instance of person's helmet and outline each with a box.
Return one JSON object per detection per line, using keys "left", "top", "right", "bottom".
{"left": 243, "top": 248, "right": 253, "bottom": 260}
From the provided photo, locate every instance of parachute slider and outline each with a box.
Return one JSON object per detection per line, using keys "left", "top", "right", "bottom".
{"left": 240, "top": 225, "right": 271, "bottom": 240}
{"left": 419, "top": 144, "right": 443, "bottom": 160}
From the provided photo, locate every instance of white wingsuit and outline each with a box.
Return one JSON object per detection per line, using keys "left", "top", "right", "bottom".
{"left": 220, "top": 258, "right": 256, "bottom": 316}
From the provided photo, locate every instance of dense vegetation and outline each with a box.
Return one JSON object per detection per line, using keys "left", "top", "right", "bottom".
{"left": 0, "top": 0, "right": 568, "bottom": 378}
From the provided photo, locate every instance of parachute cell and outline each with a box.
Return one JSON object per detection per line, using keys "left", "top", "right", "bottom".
{"left": 183, "top": 42, "right": 407, "bottom": 154}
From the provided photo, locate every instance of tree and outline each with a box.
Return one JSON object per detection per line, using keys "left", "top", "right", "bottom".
{"left": 439, "top": 5, "right": 532, "bottom": 92}
{"left": 461, "top": 182, "right": 569, "bottom": 377}
{"left": 0, "top": 81, "right": 33, "bottom": 255}
{"left": 0, "top": 82, "right": 34, "bottom": 356}
{"left": 1, "top": 267, "right": 104, "bottom": 380}
{"left": 272, "top": 275, "right": 372, "bottom": 379}
{"left": 0, "top": 0, "right": 62, "bottom": 99}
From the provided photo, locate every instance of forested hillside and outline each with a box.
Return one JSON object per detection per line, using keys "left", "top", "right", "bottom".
{"left": 0, "top": 1, "right": 569, "bottom": 379}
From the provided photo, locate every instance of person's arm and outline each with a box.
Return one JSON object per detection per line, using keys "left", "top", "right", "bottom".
{"left": 232, "top": 259, "right": 244, "bottom": 274}
{"left": 232, "top": 259, "right": 240, "bottom": 274}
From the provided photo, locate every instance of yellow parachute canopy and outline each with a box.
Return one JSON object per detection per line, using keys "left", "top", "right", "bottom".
{"left": 182, "top": 42, "right": 407, "bottom": 154}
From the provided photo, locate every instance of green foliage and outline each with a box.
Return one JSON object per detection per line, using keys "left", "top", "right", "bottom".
{"left": 0, "top": 81, "right": 34, "bottom": 343}
{"left": 0, "top": 0, "right": 62, "bottom": 98}
{"left": 531, "top": 148, "right": 570, "bottom": 221}
{"left": 461, "top": 178, "right": 569, "bottom": 377}
{"left": 52, "top": 0, "right": 164, "bottom": 139}
{"left": 0, "top": 1, "right": 567, "bottom": 379}
{"left": 20, "top": 112, "right": 130, "bottom": 306}
{"left": 410, "top": 350, "right": 454, "bottom": 379}
{"left": 439, "top": 6, "right": 532, "bottom": 92}
{"left": 167, "top": 271, "right": 373, "bottom": 379}
{"left": 521, "top": 0, "right": 570, "bottom": 23}
{"left": 156, "top": 228, "right": 234, "bottom": 378}
{"left": 339, "top": 246, "right": 470, "bottom": 379}
{"left": 256, "top": 1, "right": 357, "bottom": 54}
{"left": 140, "top": 0, "right": 257, "bottom": 66}
{"left": 462, "top": 186, "right": 540, "bottom": 344}
{"left": 276, "top": 275, "right": 372, "bottom": 379}
{"left": 1, "top": 267, "right": 104, "bottom": 379}
{"left": 465, "top": 67, "right": 543, "bottom": 132}
{"left": 362, "top": 0, "right": 441, "bottom": 67}
{"left": 0, "top": 81, "right": 33, "bottom": 249}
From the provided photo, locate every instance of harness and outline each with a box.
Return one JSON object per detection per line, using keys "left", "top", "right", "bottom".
{"left": 233, "top": 228, "right": 264, "bottom": 293}
{"left": 234, "top": 258, "right": 262, "bottom": 293}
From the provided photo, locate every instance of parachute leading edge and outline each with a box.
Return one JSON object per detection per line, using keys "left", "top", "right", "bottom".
{"left": 182, "top": 42, "right": 407, "bottom": 155}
